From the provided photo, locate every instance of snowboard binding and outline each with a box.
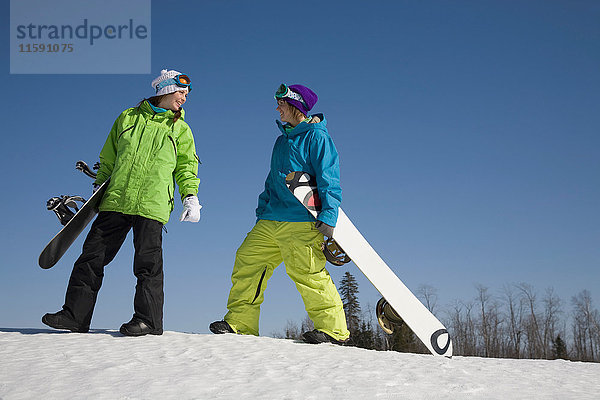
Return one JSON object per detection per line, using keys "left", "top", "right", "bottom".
{"left": 75, "top": 160, "right": 99, "bottom": 179}
{"left": 376, "top": 297, "right": 404, "bottom": 334}
{"left": 322, "top": 237, "right": 352, "bottom": 266}
{"left": 47, "top": 195, "right": 87, "bottom": 226}
{"left": 46, "top": 161, "right": 100, "bottom": 225}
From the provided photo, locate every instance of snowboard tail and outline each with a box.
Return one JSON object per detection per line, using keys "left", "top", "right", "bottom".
{"left": 39, "top": 162, "right": 109, "bottom": 269}
{"left": 285, "top": 171, "right": 452, "bottom": 357}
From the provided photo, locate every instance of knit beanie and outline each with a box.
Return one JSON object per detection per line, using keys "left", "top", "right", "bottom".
{"left": 286, "top": 84, "right": 318, "bottom": 116}
{"left": 151, "top": 69, "right": 190, "bottom": 96}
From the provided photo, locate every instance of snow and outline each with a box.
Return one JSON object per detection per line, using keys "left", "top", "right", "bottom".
{"left": 1, "top": 329, "right": 599, "bottom": 399}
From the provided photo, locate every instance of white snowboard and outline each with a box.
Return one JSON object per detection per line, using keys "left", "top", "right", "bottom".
{"left": 286, "top": 172, "right": 452, "bottom": 357}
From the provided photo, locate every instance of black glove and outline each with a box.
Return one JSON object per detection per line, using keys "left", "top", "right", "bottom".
{"left": 315, "top": 221, "right": 334, "bottom": 238}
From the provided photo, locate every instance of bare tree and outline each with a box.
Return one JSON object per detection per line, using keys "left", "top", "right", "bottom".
{"left": 271, "top": 319, "right": 301, "bottom": 340}
{"left": 571, "top": 290, "right": 599, "bottom": 361}
{"left": 450, "top": 299, "right": 478, "bottom": 356}
{"left": 517, "top": 283, "right": 545, "bottom": 358}
{"left": 446, "top": 300, "right": 470, "bottom": 355}
{"left": 541, "top": 287, "right": 562, "bottom": 357}
{"left": 300, "top": 314, "right": 314, "bottom": 334}
{"left": 502, "top": 284, "right": 524, "bottom": 358}
{"left": 487, "top": 301, "right": 504, "bottom": 358}
{"left": 417, "top": 284, "right": 438, "bottom": 313}
{"left": 272, "top": 281, "right": 600, "bottom": 362}
{"left": 476, "top": 285, "right": 492, "bottom": 357}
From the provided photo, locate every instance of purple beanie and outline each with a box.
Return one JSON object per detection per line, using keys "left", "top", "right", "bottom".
{"left": 286, "top": 84, "right": 318, "bottom": 115}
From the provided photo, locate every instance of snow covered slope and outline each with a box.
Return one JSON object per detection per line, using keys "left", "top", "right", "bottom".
{"left": 1, "top": 329, "right": 599, "bottom": 399}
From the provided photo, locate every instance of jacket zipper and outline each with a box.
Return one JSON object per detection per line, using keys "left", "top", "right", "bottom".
{"left": 123, "top": 113, "right": 145, "bottom": 208}
{"left": 117, "top": 125, "right": 134, "bottom": 141}
{"left": 168, "top": 135, "right": 177, "bottom": 158}
{"left": 167, "top": 185, "right": 174, "bottom": 208}
{"left": 135, "top": 114, "right": 153, "bottom": 153}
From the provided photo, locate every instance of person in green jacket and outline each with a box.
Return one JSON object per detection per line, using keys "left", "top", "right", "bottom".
{"left": 42, "top": 69, "right": 202, "bottom": 336}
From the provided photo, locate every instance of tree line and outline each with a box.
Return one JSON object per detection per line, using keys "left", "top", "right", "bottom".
{"left": 273, "top": 272, "right": 600, "bottom": 362}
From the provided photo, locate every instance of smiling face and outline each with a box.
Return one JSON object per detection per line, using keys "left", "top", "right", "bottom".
{"left": 157, "top": 90, "right": 188, "bottom": 111}
{"left": 276, "top": 98, "right": 304, "bottom": 126}
{"left": 276, "top": 98, "right": 292, "bottom": 122}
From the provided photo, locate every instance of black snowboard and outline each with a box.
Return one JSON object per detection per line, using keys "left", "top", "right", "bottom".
{"left": 38, "top": 178, "right": 110, "bottom": 269}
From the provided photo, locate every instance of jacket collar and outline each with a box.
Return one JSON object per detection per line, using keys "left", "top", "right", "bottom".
{"left": 141, "top": 100, "right": 185, "bottom": 121}
{"left": 276, "top": 113, "right": 326, "bottom": 136}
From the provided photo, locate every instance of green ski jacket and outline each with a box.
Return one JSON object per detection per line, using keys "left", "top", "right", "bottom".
{"left": 94, "top": 100, "right": 200, "bottom": 224}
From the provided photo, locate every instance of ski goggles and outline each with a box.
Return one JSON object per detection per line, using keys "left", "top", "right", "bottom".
{"left": 274, "top": 84, "right": 306, "bottom": 108}
{"left": 155, "top": 74, "right": 192, "bottom": 93}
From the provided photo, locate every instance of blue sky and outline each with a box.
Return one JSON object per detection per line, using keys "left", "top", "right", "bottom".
{"left": 1, "top": 0, "right": 598, "bottom": 336}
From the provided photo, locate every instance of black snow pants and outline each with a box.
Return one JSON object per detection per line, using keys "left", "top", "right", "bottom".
{"left": 62, "top": 211, "right": 164, "bottom": 331}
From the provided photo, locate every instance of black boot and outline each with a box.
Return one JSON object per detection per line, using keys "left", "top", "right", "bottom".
{"left": 209, "top": 320, "right": 235, "bottom": 334}
{"left": 120, "top": 317, "right": 163, "bottom": 337}
{"left": 302, "top": 329, "right": 349, "bottom": 346}
{"left": 42, "top": 310, "right": 89, "bottom": 333}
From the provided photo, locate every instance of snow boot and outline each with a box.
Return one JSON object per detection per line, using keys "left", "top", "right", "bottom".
{"left": 42, "top": 310, "right": 89, "bottom": 333}
{"left": 119, "top": 317, "right": 163, "bottom": 337}
{"left": 302, "top": 329, "right": 349, "bottom": 346}
{"left": 209, "top": 320, "right": 235, "bottom": 334}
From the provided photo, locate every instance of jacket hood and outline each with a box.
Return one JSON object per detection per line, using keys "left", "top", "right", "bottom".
{"left": 276, "top": 113, "right": 326, "bottom": 136}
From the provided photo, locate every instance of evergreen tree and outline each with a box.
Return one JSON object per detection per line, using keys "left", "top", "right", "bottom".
{"left": 388, "top": 323, "right": 427, "bottom": 354}
{"left": 552, "top": 335, "right": 568, "bottom": 360}
{"left": 339, "top": 271, "right": 362, "bottom": 333}
{"left": 354, "top": 320, "right": 376, "bottom": 350}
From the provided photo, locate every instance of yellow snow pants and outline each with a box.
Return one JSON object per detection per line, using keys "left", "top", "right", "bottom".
{"left": 224, "top": 220, "right": 350, "bottom": 341}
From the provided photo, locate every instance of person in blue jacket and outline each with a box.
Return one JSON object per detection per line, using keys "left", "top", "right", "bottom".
{"left": 210, "top": 84, "right": 350, "bottom": 345}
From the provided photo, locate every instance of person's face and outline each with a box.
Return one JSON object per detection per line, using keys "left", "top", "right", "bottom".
{"left": 276, "top": 98, "right": 294, "bottom": 123}
{"left": 158, "top": 90, "right": 188, "bottom": 111}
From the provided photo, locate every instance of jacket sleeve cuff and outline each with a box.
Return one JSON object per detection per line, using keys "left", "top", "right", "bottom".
{"left": 317, "top": 208, "right": 338, "bottom": 227}
{"left": 180, "top": 190, "right": 198, "bottom": 202}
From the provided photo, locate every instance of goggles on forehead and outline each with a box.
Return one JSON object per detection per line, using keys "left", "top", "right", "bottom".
{"left": 275, "top": 84, "right": 306, "bottom": 108}
{"left": 156, "top": 74, "right": 192, "bottom": 93}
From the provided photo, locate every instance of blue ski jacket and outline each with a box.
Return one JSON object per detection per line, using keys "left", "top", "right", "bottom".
{"left": 256, "top": 114, "right": 341, "bottom": 227}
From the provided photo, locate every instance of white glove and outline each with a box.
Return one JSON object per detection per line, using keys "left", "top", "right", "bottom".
{"left": 180, "top": 195, "right": 202, "bottom": 223}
